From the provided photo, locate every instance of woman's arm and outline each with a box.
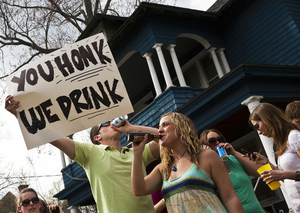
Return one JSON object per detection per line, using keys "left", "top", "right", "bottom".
{"left": 154, "top": 199, "right": 166, "bottom": 213}
{"left": 260, "top": 170, "right": 300, "bottom": 183}
{"left": 201, "top": 149, "right": 244, "bottom": 213}
{"left": 131, "top": 135, "right": 162, "bottom": 196}
{"left": 251, "top": 152, "right": 278, "bottom": 170}
{"left": 113, "top": 121, "right": 160, "bottom": 159}
{"left": 221, "top": 143, "right": 261, "bottom": 177}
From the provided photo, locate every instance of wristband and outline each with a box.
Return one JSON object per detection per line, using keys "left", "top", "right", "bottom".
{"left": 265, "top": 159, "right": 269, "bottom": 164}
{"left": 295, "top": 171, "right": 300, "bottom": 182}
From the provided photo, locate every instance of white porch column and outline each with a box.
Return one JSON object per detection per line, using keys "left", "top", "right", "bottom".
{"left": 143, "top": 52, "right": 162, "bottom": 96}
{"left": 216, "top": 48, "right": 231, "bottom": 74}
{"left": 207, "top": 47, "right": 224, "bottom": 78}
{"left": 166, "top": 44, "right": 187, "bottom": 87}
{"left": 241, "top": 95, "right": 276, "bottom": 164}
{"left": 153, "top": 43, "right": 174, "bottom": 88}
{"left": 68, "top": 206, "right": 81, "bottom": 213}
{"left": 241, "top": 96, "right": 292, "bottom": 209}
{"left": 60, "top": 150, "right": 66, "bottom": 168}
{"left": 67, "top": 157, "right": 72, "bottom": 165}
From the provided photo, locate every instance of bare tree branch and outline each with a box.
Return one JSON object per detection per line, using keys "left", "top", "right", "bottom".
{"left": 0, "top": 0, "right": 166, "bottom": 79}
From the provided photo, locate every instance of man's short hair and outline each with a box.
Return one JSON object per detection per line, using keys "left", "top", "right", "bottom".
{"left": 285, "top": 101, "right": 300, "bottom": 120}
{"left": 90, "top": 125, "right": 101, "bottom": 145}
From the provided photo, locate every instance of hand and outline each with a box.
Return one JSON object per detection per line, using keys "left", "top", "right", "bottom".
{"left": 48, "top": 204, "right": 63, "bottom": 213}
{"left": 219, "top": 142, "right": 235, "bottom": 155}
{"left": 5, "top": 95, "right": 19, "bottom": 117}
{"left": 260, "top": 170, "right": 284, "bottom": 184}
{"left": 248, "top": 152, "right": 268, "bottom": 165}
{"left": 202, "top": 144, "right": 211, "bottom": 149}
{"left": 131, "top": 134, "right": 148, "bottom": 155}
{"left": 111, "top": 120, "right": 131, "bottom": 133}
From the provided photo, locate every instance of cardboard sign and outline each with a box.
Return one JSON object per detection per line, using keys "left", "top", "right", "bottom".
{"left": 7, "top": 33, "right": 133, "bottom": 149}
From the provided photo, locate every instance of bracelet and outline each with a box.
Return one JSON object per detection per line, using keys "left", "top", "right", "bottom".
{"left": 295, "top": 171, "right": 300, "bottom": 182}
{"left": 265, "top": 159, "right": 269, "bottom": 164}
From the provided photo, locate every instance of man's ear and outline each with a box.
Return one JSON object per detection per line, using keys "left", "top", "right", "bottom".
{"left": 94, "top": 134, "right": 102, "bottom": 142}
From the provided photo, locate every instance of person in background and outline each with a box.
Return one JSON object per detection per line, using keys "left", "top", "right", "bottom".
{"left": 17, "top": 187, "right": 63, "bottom": 213}
{"left": 131, "top": 112, "right": 244, "bottom": 213}
{"left": 5, "top": 95, "right": 160, "bottom": 213}
{"left": 152, "top": 189, "right": 167, "bottom": 213}
{"left": 199, "top": 129, "right": 264, "bottom": 213}
{"left": 249, "top": 102, "right": 300, "bottom": 212}
{"left": 285, "top": 100, "right": 300, "bottom": 129}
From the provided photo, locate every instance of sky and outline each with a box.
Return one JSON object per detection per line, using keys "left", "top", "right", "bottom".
{"left": 0, "top": 0, "right": 217, "bottom": 202}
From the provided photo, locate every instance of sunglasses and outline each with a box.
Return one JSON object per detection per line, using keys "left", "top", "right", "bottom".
{"left": 208, "top": 136, "right": 225, "bottom": 144}
{"left": 253, "top": 120, "right": 261, "bottom": 130}
{"left": 20, "top": 197, "right": 39, "bottom": 207}
{"left": 96, "top": 121, "right": 111, "bottom": 135}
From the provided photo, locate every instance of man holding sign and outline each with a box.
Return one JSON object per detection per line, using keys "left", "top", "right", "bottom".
{"left": 5, "top": 32, "right": 160, "bottom": 212}
{"left": 6, "top": 33, "right": 134, "bottom": 150}
{"left": 5, "top": 95, "right": 160, "bottom": 213}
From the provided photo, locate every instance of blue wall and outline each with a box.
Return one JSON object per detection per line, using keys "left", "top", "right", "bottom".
{"left": 220, "top": 0, "right": 300, "bottom": 68}
{"left": 111, "top": 13, "right": 224, "bottom": 63}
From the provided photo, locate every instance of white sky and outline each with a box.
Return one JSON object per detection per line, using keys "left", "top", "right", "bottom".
{"left": 0, "top": 0, "right": 217, "bottom": 201}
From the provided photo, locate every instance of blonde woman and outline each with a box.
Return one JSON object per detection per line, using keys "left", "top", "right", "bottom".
{"left": 131, "top": 112, "right": 244, "bottom": 213}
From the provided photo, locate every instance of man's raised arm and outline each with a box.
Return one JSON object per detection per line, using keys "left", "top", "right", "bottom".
{"left": 5, "top": 95, "right": 76, "bottom": 159}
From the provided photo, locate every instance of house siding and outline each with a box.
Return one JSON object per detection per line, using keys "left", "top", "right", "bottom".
{"left": 220, "top": 0, "right": 300, "bottom": 68}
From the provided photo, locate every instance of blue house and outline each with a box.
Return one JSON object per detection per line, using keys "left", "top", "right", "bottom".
{"left": 55, "top": 0, "right": 300, "bottom": 212}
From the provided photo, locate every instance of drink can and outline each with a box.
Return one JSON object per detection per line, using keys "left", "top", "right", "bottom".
{"left": 216, "top": 146, "right": 229, "bottom": 161}
{"left": 112, "top": 115, "right": 128, "bottom": 127}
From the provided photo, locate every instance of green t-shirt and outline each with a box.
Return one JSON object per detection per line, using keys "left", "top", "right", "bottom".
{"left": 74, "top": 142, "right": 156, "bottom": 213}
{"left": 226, "top": 155, "right": 264, "bottom": 213}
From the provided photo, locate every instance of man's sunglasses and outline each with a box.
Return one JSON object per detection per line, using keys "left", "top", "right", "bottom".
{"left": 96, "top": 121, "right": 111, "bottom": 135}
{"left": 20, "top": 197, "right": 39, "bottom": 207}
{"left": 208, "top": 136, "right": 225, "bottom": 144}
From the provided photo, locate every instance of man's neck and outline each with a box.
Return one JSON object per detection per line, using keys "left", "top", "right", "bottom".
{"left": 101, "top": 139, "right": 122, "bottom": 152}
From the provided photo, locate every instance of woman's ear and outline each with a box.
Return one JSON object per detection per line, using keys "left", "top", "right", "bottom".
{"left": 17, "top": 206, "right": 22, "bottom": 213}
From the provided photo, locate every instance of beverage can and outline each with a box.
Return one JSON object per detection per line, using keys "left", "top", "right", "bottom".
{"left": 216, "top": 146, "right": 229, "bottom": 161}
{"left": 112, "top": 115, "right": 128, "bottom": 127}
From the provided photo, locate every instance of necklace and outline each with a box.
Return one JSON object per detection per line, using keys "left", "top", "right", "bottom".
{"left": 172, "top": 149, "right": 187, "bottom": 172}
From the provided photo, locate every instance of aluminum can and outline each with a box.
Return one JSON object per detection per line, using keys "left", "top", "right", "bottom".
{"left": 216, "top": 146, "right": 229, "bottom": 161}
{"left": 112, "top": 115, "right": 128, "bottom": 127}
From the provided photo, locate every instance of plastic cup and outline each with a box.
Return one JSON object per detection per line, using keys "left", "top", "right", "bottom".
{"left": 257, "top": 163, "right": 281, "bottom": 190}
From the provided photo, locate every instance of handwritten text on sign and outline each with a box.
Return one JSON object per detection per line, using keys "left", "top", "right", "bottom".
{"left": 7, "top": 33, "right": 133, "bottom": 149}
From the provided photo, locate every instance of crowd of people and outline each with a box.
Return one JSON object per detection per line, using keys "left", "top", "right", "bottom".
{"left": 5, "top": 95, "right": 300, "bottom": 213}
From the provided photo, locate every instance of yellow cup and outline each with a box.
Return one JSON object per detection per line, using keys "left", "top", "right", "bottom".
{"left": 257, "top": 163, "right": 281, "bottom": 190}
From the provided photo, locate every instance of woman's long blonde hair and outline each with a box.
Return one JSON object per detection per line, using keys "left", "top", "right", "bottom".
{"left": 160, "top": 112, "right": 202, "bottom": 179}
{"left": 249, "top": 103, "right": 298, "bottom": 156}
